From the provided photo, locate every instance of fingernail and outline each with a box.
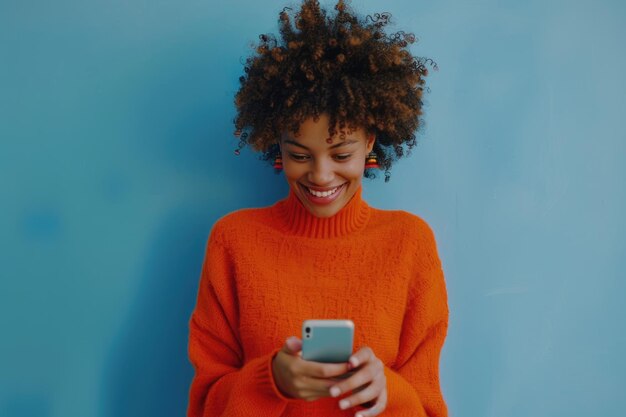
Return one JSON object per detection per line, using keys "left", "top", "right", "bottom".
{"left": 330, "top": 386, "right": 341, "bottom": 397}
{"left": 350, "top": 357, "right": 359, "bottom": 368}
{"left": 339, "top": 399, "right": 350, "bottom": 409}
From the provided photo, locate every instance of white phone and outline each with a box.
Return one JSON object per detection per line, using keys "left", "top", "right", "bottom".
{"left": 301, "top": 319, "right": 354, "bottom": 363}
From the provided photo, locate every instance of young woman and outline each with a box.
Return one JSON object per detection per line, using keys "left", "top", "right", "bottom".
{"left": 187, "top": 1, "right": 449, "bottom": 416}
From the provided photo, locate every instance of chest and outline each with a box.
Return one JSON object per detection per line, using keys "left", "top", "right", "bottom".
{"left": 232, "top": 236, "right": 418, "bottom": 364}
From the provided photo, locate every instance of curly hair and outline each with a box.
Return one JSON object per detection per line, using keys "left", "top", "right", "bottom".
{"left": 232, "top": 0, "right": 437, "bottom": 181}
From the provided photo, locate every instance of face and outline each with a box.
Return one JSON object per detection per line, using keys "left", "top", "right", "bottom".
{"left": 280, "top": 113, "right": 375, "bottom": 218}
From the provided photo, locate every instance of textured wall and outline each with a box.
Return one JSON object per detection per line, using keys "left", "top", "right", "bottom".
{"left": 1, "top": 0, "right": 624, "bottom": 416}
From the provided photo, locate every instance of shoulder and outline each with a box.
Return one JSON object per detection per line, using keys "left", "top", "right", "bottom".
{"left": 368, "top": 206, "right": 441, "bottom": 268}
{"left": 207, "top": 205, "right": 276, "bottom": 246}
{"left": 369, "top": 206, "right": 437, "bottom": 241}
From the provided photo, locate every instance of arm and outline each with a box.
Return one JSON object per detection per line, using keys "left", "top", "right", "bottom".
{"left": 187, "top": 228, "right": 297, "bottom": 417}
{"left": 384, "top": 222, "right": 450, "bottom": 417}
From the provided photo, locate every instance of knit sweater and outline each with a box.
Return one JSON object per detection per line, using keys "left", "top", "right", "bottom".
{"left": 187, "top": 185, "right": 449, "bottom": 417}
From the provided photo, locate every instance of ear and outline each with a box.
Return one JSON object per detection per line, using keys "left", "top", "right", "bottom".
{"left": 365, "top": 133, "right": 376, "bottom": 153}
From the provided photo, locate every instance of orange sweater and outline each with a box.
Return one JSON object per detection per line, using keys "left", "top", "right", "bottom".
{"left": 187, "top": 186, "right": 449, "bottom": 417}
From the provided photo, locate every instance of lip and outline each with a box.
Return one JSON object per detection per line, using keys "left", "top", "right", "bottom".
{"left": 301, "top": 183, "right": 347, "bottom": 192}
{"left": 298, "top": 182, "right": 347, "bottom": 206}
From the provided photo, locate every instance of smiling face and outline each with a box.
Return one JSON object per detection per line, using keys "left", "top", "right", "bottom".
{"left": 280, "top": 113, "right": 375, "bottom": 218}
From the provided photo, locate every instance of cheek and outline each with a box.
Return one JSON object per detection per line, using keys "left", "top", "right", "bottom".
{"left": 342, "top": 157, "right": 367, "bottom": 178}
{"left": 282, "top": 161, "right": 305, "bottom": 180}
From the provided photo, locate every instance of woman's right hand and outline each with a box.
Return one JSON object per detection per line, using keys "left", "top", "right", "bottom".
{"left": 271, "top": 336, "right": 353, "bottom": 401}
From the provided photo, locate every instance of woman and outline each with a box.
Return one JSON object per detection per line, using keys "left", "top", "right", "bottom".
{"left": 187, "top": 1, "right": 448, "bottom": 416}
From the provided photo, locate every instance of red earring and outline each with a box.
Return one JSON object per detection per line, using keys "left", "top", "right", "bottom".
{"left": 273, "top": 154, "right": 283, "bottom": 170}
{"left": 364, "top": 151, "right": 380, "bottom": 169}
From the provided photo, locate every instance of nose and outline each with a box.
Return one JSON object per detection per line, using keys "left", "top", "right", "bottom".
{"left": 307, "top": 157, "right": 335, "bottom": 185}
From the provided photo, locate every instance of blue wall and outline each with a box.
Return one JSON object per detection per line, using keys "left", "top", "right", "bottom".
{"left": 1, "top": 0, "right": 624, "bottom": 416}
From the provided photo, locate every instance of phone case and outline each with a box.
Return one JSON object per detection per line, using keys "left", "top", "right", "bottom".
{"left": 301, "top": 319, "right": 354, "bottom": 363}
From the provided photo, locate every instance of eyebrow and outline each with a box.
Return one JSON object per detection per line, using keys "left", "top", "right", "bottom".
{"left": 283, "top": 139, "right": 359, "bottom": 150}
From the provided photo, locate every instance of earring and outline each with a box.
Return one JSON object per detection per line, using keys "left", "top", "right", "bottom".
{"left": 273, "top": 154, "right": 283, "bottom": 170}
{"left": 364, "top": 151, "right": 380, "bottom": 169}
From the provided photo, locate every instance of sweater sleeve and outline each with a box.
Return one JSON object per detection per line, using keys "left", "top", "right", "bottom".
{"left": 186, "top": 228, "right": 297, "bottom": 417}
{"left": 383, "top": 224, "right": 450, "bottom": 417}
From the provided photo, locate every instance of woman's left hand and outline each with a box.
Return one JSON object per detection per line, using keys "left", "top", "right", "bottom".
{"left": 329, "top": 346, "right": 387, "bottom": 417}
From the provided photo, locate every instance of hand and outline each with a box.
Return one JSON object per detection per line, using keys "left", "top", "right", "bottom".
{"left": 328, "top": 346, "right": 387, "bottom": 417}
{"left": 271, "top": 336, "right": 352, "bottom": 401}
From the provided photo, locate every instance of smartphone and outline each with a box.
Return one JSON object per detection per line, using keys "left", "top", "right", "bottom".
{"left": 301, "top": 319, "right": 354, "bottom": 363}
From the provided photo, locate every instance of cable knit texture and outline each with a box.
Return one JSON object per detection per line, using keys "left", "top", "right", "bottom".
{"left": 187, "top": 186, "right": 449, "bottom": 417}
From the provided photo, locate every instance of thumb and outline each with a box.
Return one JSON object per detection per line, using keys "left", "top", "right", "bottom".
{"left": 284, "top": 336, "right": 302, "bottom": 354}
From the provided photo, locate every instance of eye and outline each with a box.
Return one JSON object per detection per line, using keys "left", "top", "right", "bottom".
{"left": 288, "top": 153, "right": 351, "bottom": 162}
{"left": 289, "top": 153, "right": 310, "bottom": 161}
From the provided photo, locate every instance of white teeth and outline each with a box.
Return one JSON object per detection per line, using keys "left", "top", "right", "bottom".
{"left": 306, "top": 185, "right": 340, "bottom": 198}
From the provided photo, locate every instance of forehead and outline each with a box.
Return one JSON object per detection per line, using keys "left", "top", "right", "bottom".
{"left": 280, "top": 115, "right": 367, "bottom": 144}
{"left": 283, "top": 137, "right": 360, "bottom": 151}
{"left": 283, "top": 113, "right": 364, "bottom": 136}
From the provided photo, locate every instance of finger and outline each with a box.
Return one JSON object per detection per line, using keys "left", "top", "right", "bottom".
{"left": 329, "top": 360, "right": 382, "bottom": 399}
{"left": 347, "top": 346, "right": 374, "bottom": 369}
{"left": 280, "top": 343, "right": 294, "bottom": 356}
{"left": 330, "top": 369, "right": 357, "bottom": 381}
{"left": 285, "top": 336, "right": 302, "bottom": 353}
{"left": 354, "top": 389, "right": 387, "bottom": 417}
{"left": 300, "top": 360, "right": 351, "bottom": 379}
{"left": 330, "top": 367, "right": 375, "bottom": 397}
{"left": 296, "top": 374, "right": 339, "bottom": 397}
{"left": 337, "top": 380, "right": 382, "bottom": 411}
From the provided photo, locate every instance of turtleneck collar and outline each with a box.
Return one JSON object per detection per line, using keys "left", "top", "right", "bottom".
{"left": 273, "top": 185, "right": 371, "bottom": 239}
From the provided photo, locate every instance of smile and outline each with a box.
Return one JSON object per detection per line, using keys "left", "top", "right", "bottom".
{"left": 298, "top": 183, "right": 347, "bottom": 205}
{"left": 306, "top": 186, "right": 341, "bottom": 198}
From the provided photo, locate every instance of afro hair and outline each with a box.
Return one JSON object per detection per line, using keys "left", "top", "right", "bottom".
{"left": 233, "top": 0, "right": 437, "bottom": 181}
